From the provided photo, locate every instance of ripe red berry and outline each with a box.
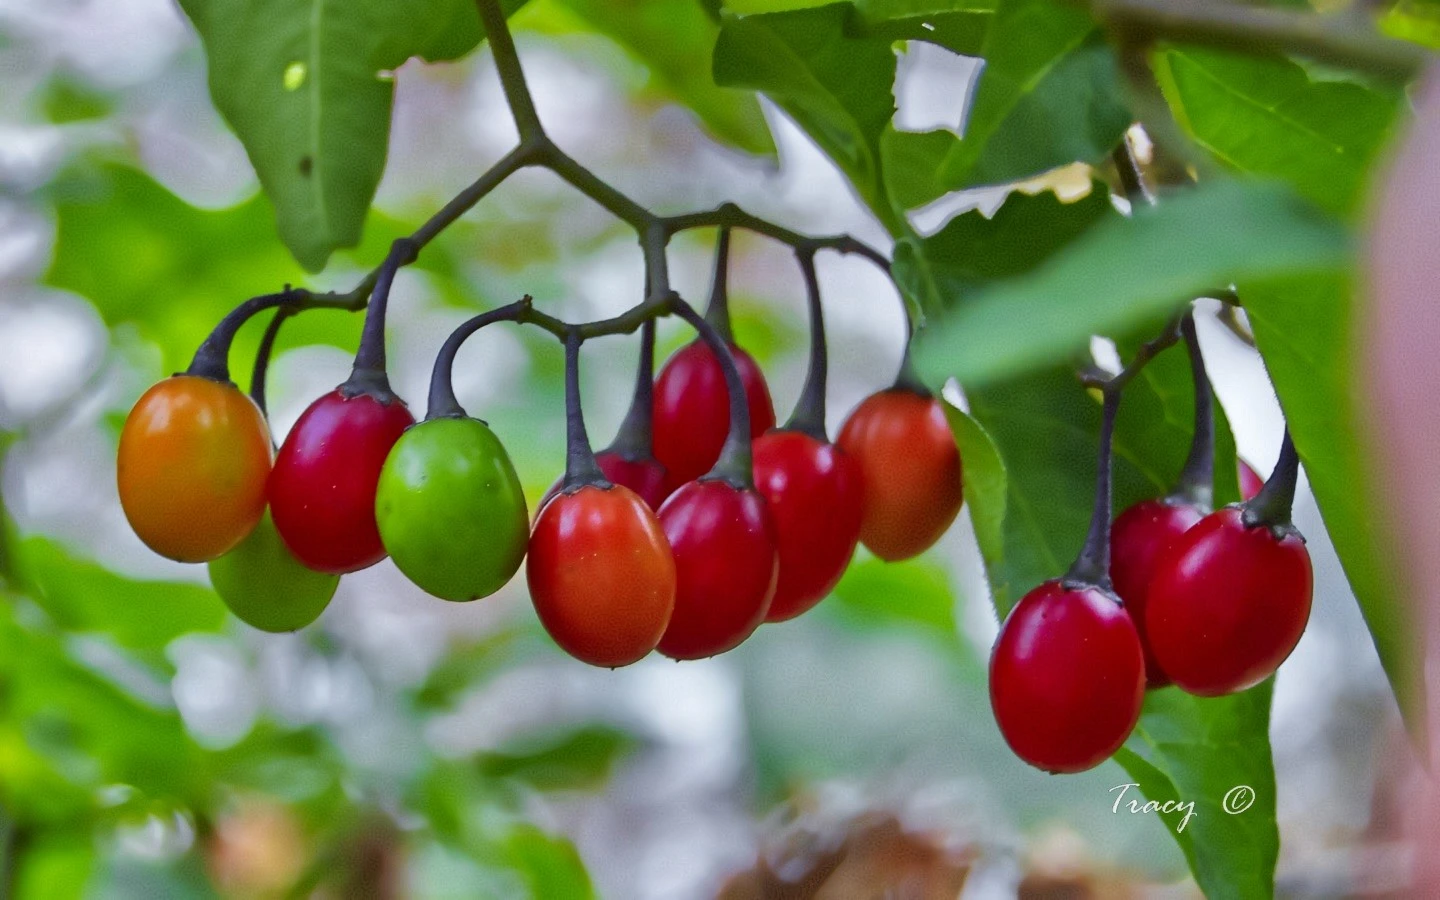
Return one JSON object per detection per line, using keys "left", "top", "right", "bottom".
{"left": 1145, "top": 507, "right": 1313, "bottom": 696}
{"left": 1108, "top": 498, "right": 1206, "bottom": 687}
{"left": 656, "top": 480, "right": 777, "bottom": 659}
{"left": 837, "top": 388, "right": 962, "bottom": 561}
{"left": 752, "top": 430, "right": 863, "bottom": 622}
{"left": 1238, "top": 459, "right": 1264, "bottom": 501}
{"left": 269, "top": 389, "right": 415, "bottom": 574}
{"left": 652, "top": 340, "right": 774, "bottom": 494}
{"left": 596, "top": 451, "right": 669, "bottom": 511}
{"left": 527, "top": 484, "right": 676, "bottom": 667}
{"left": 990, "top": 581, "right": 1146, "bottom": 773}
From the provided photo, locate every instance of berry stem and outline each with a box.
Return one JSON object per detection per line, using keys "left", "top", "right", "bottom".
{"left": 1065, "top": 388, "right": 1121, "bottom": 589}
{"left": 672, "top": 297, "right": 754, "bottom": 488}
{"left": 703, "top": 226, "right": 735, "bottom": 344}
{"left": 786, "top": 248, "right": 830, "bottom": 442}
{"left": 1242, "top": 429, "right": 1301, "bottom": 533}
{"left": 604, "top": 316, "right": 657, "bottom": 461}
{"left": 561, "top": 328, "right": 609, "bottom": 490}
{"left": 249, "top": 306, "right": 290, "bottom": 417}
{"left": 1171, "top": 311, "right": 1215, "bottom": 510}
{"left": 345, "top": 238, "right": 418, "bottom": 399}
{"left": 425, "top": 297, "right": 535, "bottom": 420}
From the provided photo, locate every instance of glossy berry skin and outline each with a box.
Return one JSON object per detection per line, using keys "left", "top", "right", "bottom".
{"left": 375, "top": 417, "right": 529, "bottom": 602}
{"left": 1146, "top": 507, "right": 1313, "bottom": 696}
{"left": 208, "top": 510, "right": 339, "bottom": 632}
{"left": 837, "top": 389, "right": 963, "bottom": 561}
{"left": 990, "top": 581, "right": 1146, "bottom": 773}
{"left": 1109, "top": 498, "right": 1206, "bottom": 687}
{"left": 752, "top": 430, "right": 864, "bottom": 622}
{"left": 657, "top": 480, "right": 778, "bottom": 660}
{"left": 1239, "top": 460, "right": 1264, "bottom": 501}
{"left": 597, "top": 451, "right": 669, "bottom": 511}
{"left": 527, "top": 484, "right": 676, "bottom": 667}
{"left": 269, "top": 390, "right": 415, "bottom": 574}
{"left": 118, "top": 375, "right": 272, "bottom": 562}
{"left": 652, "top": 340, "right": 775, "bottom": 494}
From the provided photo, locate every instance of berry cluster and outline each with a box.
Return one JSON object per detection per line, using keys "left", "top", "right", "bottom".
{"left": 116, "top": 225, "right": 962, "bottom": 670}
{"left": 989, "top": 313, "right": 1314, "bottom": 774}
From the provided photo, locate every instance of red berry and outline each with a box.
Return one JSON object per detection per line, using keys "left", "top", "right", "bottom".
{"left": 657, "top": 480, "right": 777, "bottom": 659}
{"left": 752, "top": 430, "right": 863, "bottom": 622}
{"left": 1238, "top": 459, "right": 1264, "bottom": 501}
{"left": 597, "top": 451, "right": 669, "bottom": 511}
{"left": 652, "top": 340, "right": 774, "bottom": 494}
{"left": 1109, "top": 498, "right": 1206, "bottom": 688}
{"left": 990, "top": 581, "right": 1146, "bottom": 773}
{"left": 527, "top": 484, "right": 676, "bottom": 667}
{"left": 1146, "top": 507, "right": 1313, "bottom": 696}
{"left": 270, "top": 390, "right": 415, "bottom": 574}
{"left": 837, "top": 389, "right": 962, "bottom": 561}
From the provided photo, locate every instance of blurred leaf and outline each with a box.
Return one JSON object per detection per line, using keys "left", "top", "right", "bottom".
{"left": 538, "top": 0, "right": 776, "bottom": 157}
{"left": 881, "top": 127, "right": 957, "bottom": 212}
{"left": 13, "top": 831, "right": 95, "bottom": 900}
{"left": 855, "top": 0, "right": 995, "bottom": 54}
{"left": 1382, "top": 0, "right": 1440, "bottom": 49}
{"left": 1116, "top": 681, "right": 1278, "bottom": 900}
{"left": 895, "top": 184, "right": 1111, "bottom": 317}
{"left": 1242, "top": 272, "right": 1421, "bottom": 731}
{"left": 502, "top": 825, "right": 596, "bottom": 900}
{"left": 174, "top": 0, "right": 516, "bottom": 270}
{"left": 1153, "top": 46, "right": 1404, "bottom": 218}
{"left": 713, "top": 3, "right": 903, "bottom": 230}
{"left": 913, "top": 179, "right": 1351, "bottom": 388}
{"left": 40, "top": 78, "right": 112, "bottom": 124}
{"left": 936, "top": 0, "right": 1129, "bottom": 190}
{"left": 830, "top": 556, "right": 958, "bottom": 637}
{"left": 478, "top": 725, "right": 638, "bottom": 791}
{"left": 20, "top": 537, "right": 226, "bottom": 651}
{"left": 944, "top": 404, "right": 1006, "bottom": 573}
{"left": 413, "top": 628, "right": 541, "bottom": 711}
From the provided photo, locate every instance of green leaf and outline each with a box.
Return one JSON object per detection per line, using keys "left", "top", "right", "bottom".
{"left": 1381, "top": 0, "right": 1440, "bottom": 49}
{"left": 1116, "top": 682, "right": 1278, "bottom": 900}
{"left": 830, "top": 555, "right": 958, "bottom": 638}
{"left": 478, "top": 725, "right": 639, "bottom": 791}
{"left": 944, "top": 405, "right": 1006, "bottom": 572}
{"left": 1241, "top": 272, "right": 1421, "bottom": 730}
{"left": 936, "top": 0, "right": 1130, "bottom": 190}
{"left": 538, "top": 0, "right": 775, "bottom": 157}
{"left": 20, "top": 537, "right": 226, "bottom": 651}
{"left": 1153, "top": 46, "right": 1405, "bottom": 218}
{"left": 913, "top": 179, "right": 1351, "bottom": 388}
{"left": 502, "top": 825, "right": 596, "bottom": 900}
{"left": 855, "top": 0, "right": 996, "bottom": 55}
{"left": 713, "top": 3, "right": 902, "bottom": 230}
{"left": 174, "top": 0, "right": 511, "bottom": 271}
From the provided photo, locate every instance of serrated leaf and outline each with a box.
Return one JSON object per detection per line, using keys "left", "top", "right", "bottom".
{"left": 713, "top": 3, "right": 902, "bottom": 230}
{"left": 175, "top": 0, "right": 515, "bottom": 271}
{"left": 913, "top": 179, "right": 1351, "bottom": 388}
{"left": 541, "top": 0, "right": 775, "bottom": 157}
{"left": 1153, "top": 45, "right": 1405, "bottom": 218}
{"left": 936, "top": 0, "right": 1130, "bottom": 190}
{"left": 1241, "top": 272, "right": 1421, "bottom": 731}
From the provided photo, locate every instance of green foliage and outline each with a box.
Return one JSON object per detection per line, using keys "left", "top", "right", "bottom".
{"left": 533, "top": 0, "right": 776, "bottom": 156}
{"left": 1154, "top": 46, "right": 1405, "bottom": 217}
{"left": 944, "top": 405, "right": 1006, "bottom": 574}
{"left": 173, "top": 0, "right": 514, "bottom": 271}
{"left": 1242, "top": 273, "right": 1421, "bottom": 730}
{"left": 912, "top": 179, "right": 1351, "bottom": 387}
{"left": 477, "top": 725, "right": 639, "bottom": 791}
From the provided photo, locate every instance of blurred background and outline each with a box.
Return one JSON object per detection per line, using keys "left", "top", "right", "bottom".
{"left": 0, "top": 0, "right": 1410, "bottom": 896}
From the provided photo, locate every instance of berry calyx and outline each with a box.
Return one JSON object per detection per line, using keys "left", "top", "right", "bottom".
{"left": 990, "top": 581, "right": 1146, "bottom": 773}
{"left": 269, "top": 389, "right": 415, "bottom": 574}
{"left": 527, "top": 484, "right": 676, "bottom": 667}
{"left": 837, "top": 387, "right": 962, "bottom": 561}
{"left": 657, "top": 479, "right": 777, "bottom": 659}
{"left": 117, "top": 375, "right": 272, "bottom": 563}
